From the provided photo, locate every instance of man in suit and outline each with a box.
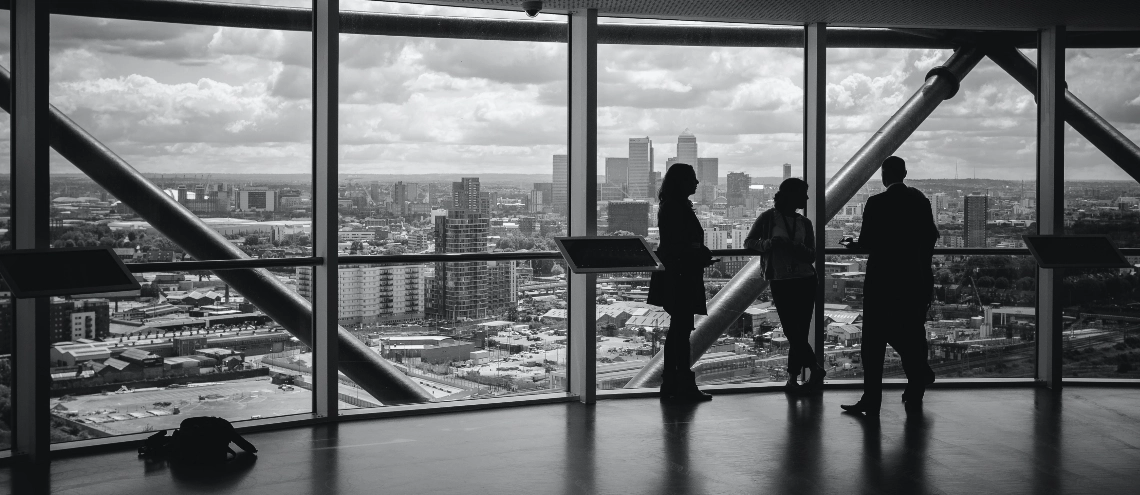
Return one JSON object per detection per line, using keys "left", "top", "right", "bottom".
{"left": 841, "top": 156, "right": 940, "bottom": 417}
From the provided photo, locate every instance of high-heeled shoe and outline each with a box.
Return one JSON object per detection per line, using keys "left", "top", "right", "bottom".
{"left": 805, "top": 367, "right": 827, "bottom": 390}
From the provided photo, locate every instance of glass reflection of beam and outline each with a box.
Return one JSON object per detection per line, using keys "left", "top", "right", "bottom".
{"left": 626, "top": 46, "right": 986, "bottom": 389}
{"left": 0, "top": 67, "right": 434, "bottom": 405}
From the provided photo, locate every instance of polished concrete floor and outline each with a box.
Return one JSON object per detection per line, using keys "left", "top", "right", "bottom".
{"left": 5, "top": 387, "right": 1140, "bottom": 494}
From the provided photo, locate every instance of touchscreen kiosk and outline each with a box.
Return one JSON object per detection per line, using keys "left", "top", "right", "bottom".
{"left": 554, "top": 236, "right": 663, "bottom": 274}
{"left": 1023, "top": 235, "right": 1131, "bottom": 269}
{"left": 0, "top": 247, "right": 141, "bottom": 298}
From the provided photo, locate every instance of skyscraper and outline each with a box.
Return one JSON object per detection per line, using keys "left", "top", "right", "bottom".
{"left": 964, "top": 193, "right": 989, "bottom": 247}
{"left": 677, "top": 129, "right": 698, "bottom": 165}
{"left": 605, "top": 157, "right": 628, "bottom": 188}
{"left": 628, "top": 137, "right": 653, "bottom": 199}
{"left": 552, "top": 154, "right": 568, "bottom": 215}
{"left": 392, "top": 181, "right": 409, "bottom": 215}
{"left": 726, "top": 172, "right": 751, "bottom": 207}
{"left": 782, "top": 163, "right": 792, "bottom": 182}
{"left": 428, "top": 178, "right": 515, "bottom": 320}
{"left": 697, "top": 157, "right": 719, "bottom": 203}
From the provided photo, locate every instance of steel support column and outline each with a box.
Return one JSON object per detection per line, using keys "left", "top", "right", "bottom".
{"left": 626, "top": 46, "right": 985, "bottom": 389}
{"left": 312, "top": 0, "right": 339, "bottom": 418}
{"left": 804, "top": 23, "right": 827, "bottom": 382}
{"left": 10, "top": 0, "right": 50, "bottom": 470}
{"left": 986, "top": 46, "right": 1140, "bottom": 182}
{"left": 1036, "top": 27, "right": 1065, "bottom": 389}
{"left": 567, "top": 9, "right": 598, "bottom": 403}
{"left": 824, "top": 46, "right": 983, "bottom": 220}
{"left": 0, "top": 68, "right": 434, "bottom": 406}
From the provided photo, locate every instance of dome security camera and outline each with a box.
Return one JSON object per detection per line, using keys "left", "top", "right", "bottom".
{"left": 522, "top": 1, "right": 542, "bottom": 18}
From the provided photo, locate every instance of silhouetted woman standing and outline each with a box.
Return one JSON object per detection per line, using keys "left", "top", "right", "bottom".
{"left": 745, "top": 178, "right": 825, "bottom": 392}
{"left": 648, "top": 163, "right": 714, "bottom": 402}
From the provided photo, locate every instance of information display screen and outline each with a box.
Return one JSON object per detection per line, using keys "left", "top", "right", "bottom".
{"left": 0, "top": 247, "right": 141, "bottom": 298}
{"left": 1023, "top": 235, "right": 1131, "bottom": 268}
{"left": 554, "top": 236, "right": 663, "bottom": 274}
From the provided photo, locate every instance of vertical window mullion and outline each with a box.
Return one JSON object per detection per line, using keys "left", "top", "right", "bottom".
{"left": 567, "top": 9, "right": 598, "bottom": 402}
{"left": 313, "top": 0, "right": 339, "bottom": 418}
{"left": 11, "top": 0, "right": 51, "bottom": 468}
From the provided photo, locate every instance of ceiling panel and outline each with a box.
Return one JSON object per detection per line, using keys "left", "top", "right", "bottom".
{"left": 401, "top": 0, "right": 1140, "bottom": 30}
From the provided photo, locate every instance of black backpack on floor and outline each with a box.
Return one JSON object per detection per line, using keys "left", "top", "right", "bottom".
{"left": 138, "top": 416, "right": 258, "bottom": 464}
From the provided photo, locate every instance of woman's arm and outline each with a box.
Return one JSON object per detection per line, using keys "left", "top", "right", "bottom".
{"left": 792, "top": 216, "right": 816, "bottom": 262}
{"left": 743, "top": 211, "right": 773, "bottom": 252}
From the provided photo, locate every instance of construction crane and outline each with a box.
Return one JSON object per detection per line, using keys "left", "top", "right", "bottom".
{"left": 964, "top": 275, "right": 984, "bottom": 313}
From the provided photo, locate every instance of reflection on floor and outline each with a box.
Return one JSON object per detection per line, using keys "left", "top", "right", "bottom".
{"left": 7, "top": 387, "right": 1140, "bottom": 494}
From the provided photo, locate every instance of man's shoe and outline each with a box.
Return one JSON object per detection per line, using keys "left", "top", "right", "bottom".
{"left": 840, "top": 401, "right": 880, "bottom": 418}
{"left": 902, "top": 369, "right": 936, "bottom": 402}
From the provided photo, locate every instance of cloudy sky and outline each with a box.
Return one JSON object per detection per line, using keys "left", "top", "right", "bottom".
{"left": 0, "top": 0, "right": 1137, "bottom": 182}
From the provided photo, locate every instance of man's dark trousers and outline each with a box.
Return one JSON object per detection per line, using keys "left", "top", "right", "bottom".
{"left": 860, "top": 303, "right": 933, "bottom": 407}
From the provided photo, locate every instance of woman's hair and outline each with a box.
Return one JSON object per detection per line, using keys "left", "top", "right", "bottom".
{"left": 774, "top": 177, "right": 809, "bottom": 213}
{"left": 658, "top": 163, "right": 697, "bottom": 202}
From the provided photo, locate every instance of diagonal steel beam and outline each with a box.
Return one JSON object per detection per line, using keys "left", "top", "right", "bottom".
{"left": 0, "top": 67, "right": 434, "bottom": 405}
{"left": 625, "top": 46, "right": 985, "bottom": 389}
{"left": 986, "top": 46, "right": 1140, "bottom": 183}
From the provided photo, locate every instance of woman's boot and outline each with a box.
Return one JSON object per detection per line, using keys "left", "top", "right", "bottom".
{"left": 671, "top": 369, "right": 712, "bottom": 402}
{"left": 805, "top": 365, "right": 827, "bottom": 391}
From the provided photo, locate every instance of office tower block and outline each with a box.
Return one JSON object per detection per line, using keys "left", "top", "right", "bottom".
{"left": 606, "top": 157, "right": 629, "bottom": 188}
{"left": 607, "top": 200, "right": 650, "bottom": 236}
{"left": 553, "top": 154, "right": 569, "bottom": 215}
{"left": 429, "top": 178, "right": 514, "bottom": 320}
{"left": 677, "top": 129, "right": 698, "bottom": 165}
{"left": 177, "top": 185, "right": 188, "bottom": 203}
{"left": 628, "top": 137, "right": 653, "bottom": 199}
{"left": 964, "top": 193, "right": 989, "bottom": 247}
{"left": 703, "top": 228, "right": 728, "bottom": 250}
{"left": 238, "top": 187, "right": 275, "bottom": 211}
{"left": 370, "top": 182, "right": 382, "bottom": 204}
{"left": 533, "top": 183, "right": 552, "bottom": 206}
{"left": 730, "top": 229, "right": 750, "bottom": 249}
{"left": 726, "top": 172, "right": 751, "bottom": 207}
{"left": 392, "top": 181, "right": 409, "bottom": 215}
{"left": 297, "top": 264, "right": 426, "bottom": 325}
{"left": 698, "top": 157, "right": 719, "bottom": 203}
{"left": 598, "top": 180, "right": 625, "bottom": 201}
{"left": 405, "top": 183, "right": 421, "bottom": 203}
{"left": 783, "top": 163, "right": 792, "bottom": 181}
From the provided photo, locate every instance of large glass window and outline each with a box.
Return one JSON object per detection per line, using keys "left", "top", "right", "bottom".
{"left": 596, "top": 20, "right": 803, "bottom": 389}
{"left": 821, "top": 41, "right": 1039, "bottom": 382}
{"left": 335, "top": 2, "right": 569, "bottom": 406}
{"left": 48, "top": 10, "right": 314, "bottom": 261}
{"left": 44, "top": 3, "right": 318, "bottom": 442}
{"left": 1061, "top": 47, "right": 1140, "bottom": 379}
